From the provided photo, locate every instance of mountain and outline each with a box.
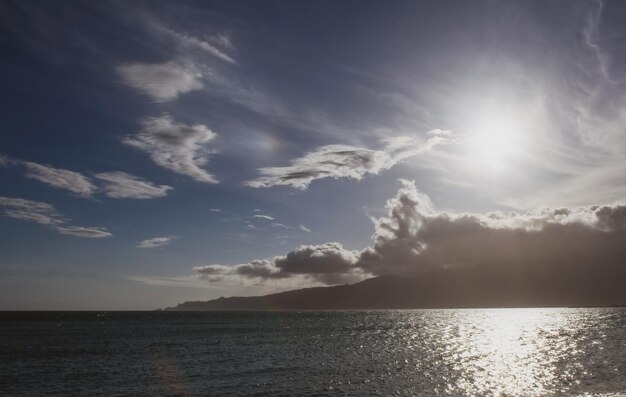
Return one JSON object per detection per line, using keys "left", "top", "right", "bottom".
{"left": 165, "top": 263, "right": 626, "bottom": 310}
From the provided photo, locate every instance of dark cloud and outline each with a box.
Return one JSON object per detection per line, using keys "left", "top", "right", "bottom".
{"left": 273, "top": 243, "right": 358, "bottom": 275}
{"left": 194, "top": 180, "right": 626, "bottom": 294}
{"left": 355, "top": 180, "right": 626, "bottom": 281}
{"left": 193, "top": 243, "right": 363, "bottom": 285}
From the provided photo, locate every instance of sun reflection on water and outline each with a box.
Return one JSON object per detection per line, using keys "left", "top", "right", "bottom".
{"left": 428, "top": 308, "right": 591, "bottom": 396}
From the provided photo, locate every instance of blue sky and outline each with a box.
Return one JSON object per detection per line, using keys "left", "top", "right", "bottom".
{"left": 2, "top": 0, "right": 626, "bottom": 309}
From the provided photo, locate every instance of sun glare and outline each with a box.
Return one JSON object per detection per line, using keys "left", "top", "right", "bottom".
{"left": 468, "top": 112, "right": 522, "bottom": 170}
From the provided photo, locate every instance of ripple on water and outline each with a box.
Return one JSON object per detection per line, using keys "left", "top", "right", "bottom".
{"left": 0, "top": 308, "right": 625, "bottom": 396}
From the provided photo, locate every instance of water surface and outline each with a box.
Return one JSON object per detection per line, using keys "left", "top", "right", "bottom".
{"left": 1, "top": 308, "right": 625, "bottom": 396}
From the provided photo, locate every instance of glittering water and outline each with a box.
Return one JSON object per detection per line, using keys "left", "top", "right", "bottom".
{"left": 1, "top": 309, "right": 625, "bottom": 396}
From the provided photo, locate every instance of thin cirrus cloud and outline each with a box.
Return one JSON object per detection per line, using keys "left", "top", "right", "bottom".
{"left": 123, "top": 114, "right": 219, "bottom": 183}
{"left": 21, "top": 161, "right": 96, "bottom": 197}
{"left": 253, "top": 214, "right": 274, "bottom": 220}
{"left": 56, "top": 226, "right": 113, "bottom": 238}
{"left": 95, "top": 172, "right": 172, "bottom": 199}
{"left": 116, "top": 60, "right": 204, "bottom": 103}
{"left": 137, "top": 236, "right": 174, "bottom": 248}
{"left": 2, "top": 154, "right": 172, "bottom": 200}
{"left": 0, "top": 196, "right": 111, "bottom": 238}
{"left": 170, "top": 30, "right": 236, "bottom": 64}
{"left": 244, "top": 130, "right": 453, "bottom": 190}
{"left": 188, "top": 179, "right": 626, "bottom": 291}
{"left": 150, "top": 22, "right": 236, "bottom": 64}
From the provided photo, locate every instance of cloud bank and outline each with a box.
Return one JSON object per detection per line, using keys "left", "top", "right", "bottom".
{"left": 194, "top": 242, "right": 364, "bottom": 286}
{"left": 245, "top": 130, "right": 452, "bottom": 189}
{"left": 193, "top": 179, "right": 626, "bottom": 288}
{"left": 123, "top": 114, "right": 218, "bottom": 183}
{"left": 0, "top": 196, "right": 111, "bottom": 238}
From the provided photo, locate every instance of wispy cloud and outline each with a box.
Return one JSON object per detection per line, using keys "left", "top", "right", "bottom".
{"left": 253, "top": 214, "right": 274, "bottom": 220}
{"left": 137, "top": 236, "right": 174, "bottom": 248}
{"left": 56, "top": 226, "right": 112, "bottom": 238}
{"left": 0, "top": 196, "right": 63, "bottom": 226}
{"left": 245, "top": 130, "right": 452, "bottom": 190}
{"left": 299, "top": 224, "right": 311, "bottom": 233}
{"left": 95, "top": 172, "right": 172, "bottom": 199}
{"left": 209, "top": 208, "right": 222, "bottom": 212}
{"left": 582, "top": 0, "right": 610, "bottom": 81}
{"left": 2, "top": 154, "right": 171, "bottom": 201}
{"left": 21, "top": 161, "right": 96, "bottom": 197}
{"left": 123, "top": 114, "right": 218, "bottom": 183}
{"left": 0, "top": 196, "right": 111, "bottom": 238}
{"left": 169, "top": 30, "right": 236, "bottom": 64}
{"left": 116, "top": 60, "right": 204, "bottom": 102}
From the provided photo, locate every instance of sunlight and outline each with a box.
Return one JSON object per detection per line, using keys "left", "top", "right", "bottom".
{"left": 445, "top": 308, "right": 568, "bottom": 396}
{"left": 468, "top": 112, "right": 522, "bottom": 169}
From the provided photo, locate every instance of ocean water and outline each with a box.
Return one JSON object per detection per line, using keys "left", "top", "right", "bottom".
{"left": 1, "top": 309, "right": 625, "bottom": 396}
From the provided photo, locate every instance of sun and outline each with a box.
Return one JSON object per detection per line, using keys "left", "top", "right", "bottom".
{"left": 468, "top": 112, "right": 521, "bottom": 169}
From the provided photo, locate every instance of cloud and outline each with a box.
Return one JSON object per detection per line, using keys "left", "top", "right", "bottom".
{"left": 137, "top": 236, "right": 174, "bottom": 248}
{"left": 582, "top": 0, "right": 610, "bottom": 81}
{"left": 356, "top": 180, "right": 626, "bottom": 279}
{"left": 21, "top": 161, "right": 96, "bottom": 197}
{"left": 271, "top": 223, "right": 290, "bottom": 229}
{"left": 194, "top": 242, "right": 364, "bottom": 285}
{"left": 123, "top": 114, "right": 218, "bottom": 183}
{"left": 116, "top": 60, "right": 204, "bottom": 102}
{"left": 56, "top": 226, "right": 112, "bottom": 238}
{"left": 299, "top": 224, "right": 311, "bottom": 233}
{"left": 209, "top": 208, "right": 222, "bottom": 212}
{"left": 253, "top": 214, "right": 274, "bottom": 220}
{"left": 191, "top": 180, "right": 626, "bottom": 289}
{"left": 171, "top": 31, "right": 236, "bottom": 64}
{"left": 0, "top": 196, "right": 111, "bottom": 238}
{"left": 95, "top": 171, "right": 172, "bottom": 199}
{"left": 244, "top": 130, "right": 452, "bottom": 189}
{"left": 0, "top": 196, "right": 63, "bottom": 226}
{"left": 274, "top": 243, "right": 359, "bottom": 277}
{"left": 2, "top": 155, "right": 170, "bottom": 200}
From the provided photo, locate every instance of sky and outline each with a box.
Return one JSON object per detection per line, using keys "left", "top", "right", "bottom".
{"left": 1, "top": 0, "right": 626, "bottom": 309}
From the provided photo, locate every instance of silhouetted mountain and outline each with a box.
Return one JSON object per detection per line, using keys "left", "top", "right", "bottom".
{"left": 165, "top": 264, "right": 626, "bottom": 310}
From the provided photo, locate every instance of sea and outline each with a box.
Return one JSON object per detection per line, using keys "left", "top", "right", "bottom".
{"left": 1, "top": 308, "right": 625, "bottom": 396}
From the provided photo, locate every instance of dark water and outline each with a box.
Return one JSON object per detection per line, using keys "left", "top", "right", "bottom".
{"left": 1, "top": 309, "right": 625, "bottom": 396}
